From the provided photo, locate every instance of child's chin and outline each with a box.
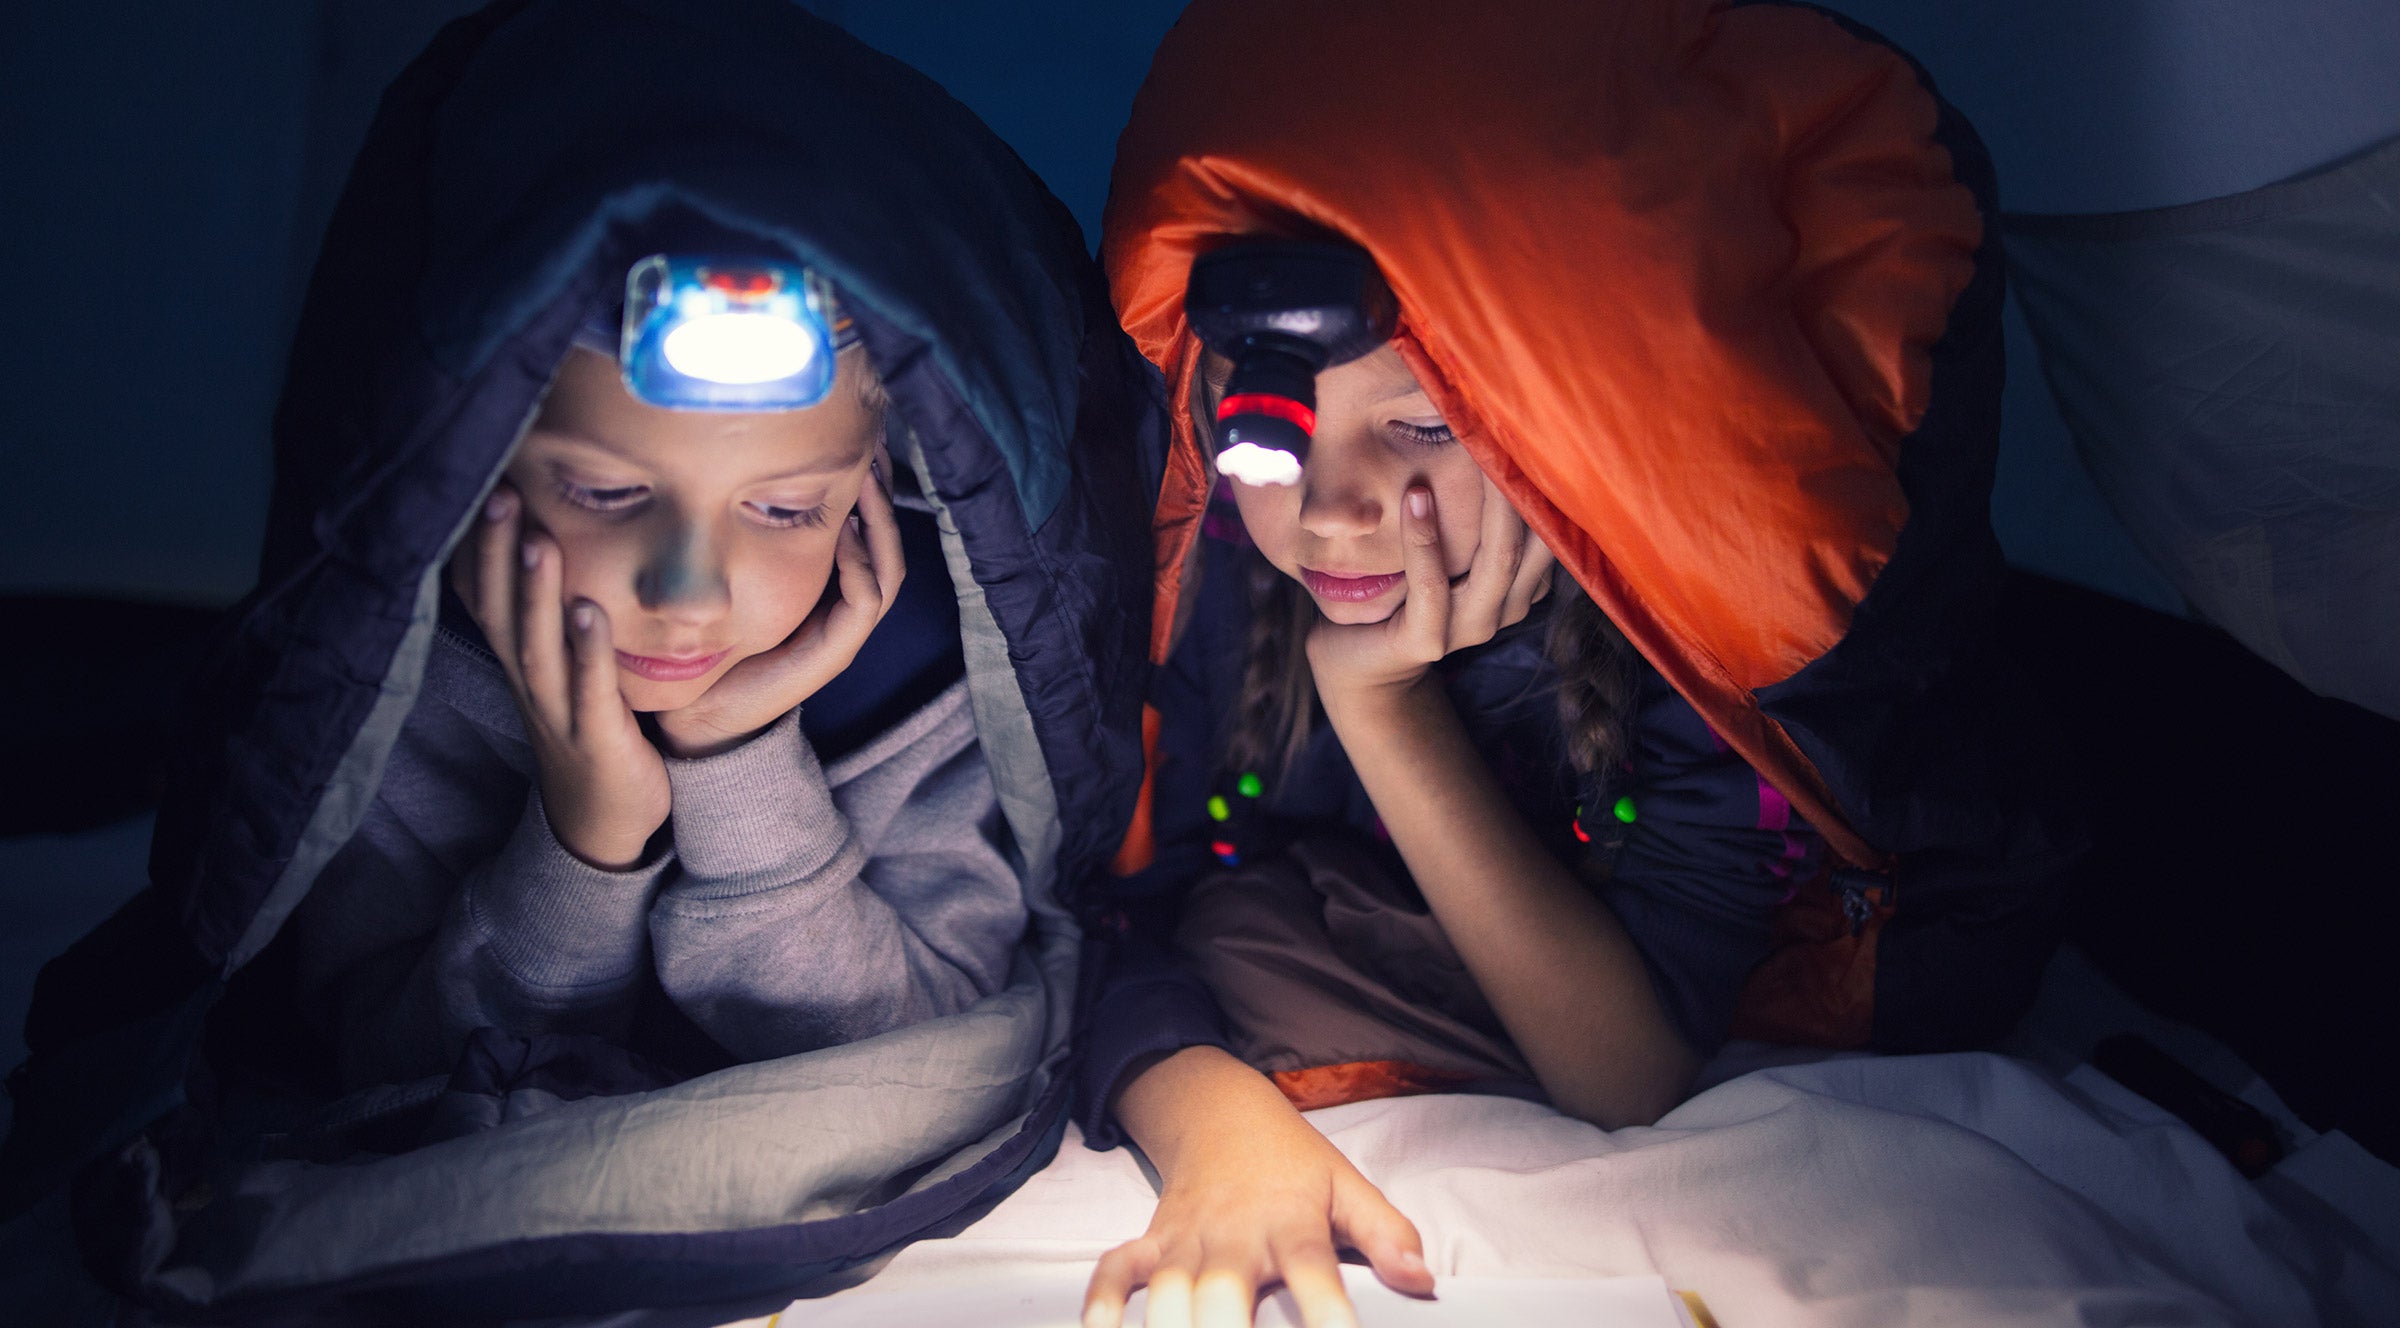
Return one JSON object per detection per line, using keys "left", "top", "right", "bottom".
{"left": 1312, "top": 596, "right": 1402, "bottom": 628}
{"left": 620, "top": 673, "right": 717, "bottom": 715}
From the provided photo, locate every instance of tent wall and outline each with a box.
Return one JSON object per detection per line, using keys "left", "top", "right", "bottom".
{"left": 0, "top": 2, "right": 315, "bottom": 604}
{"left": 1822, "top": 0, "right": 2400, "bottom": 620}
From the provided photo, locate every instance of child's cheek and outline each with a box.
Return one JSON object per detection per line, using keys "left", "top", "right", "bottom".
{"left": 547, "top": 533, "right": 635, "bottom": 621}
{"left": 737, "top": 530, "right": 845, "bottom": 650}
{"left": 1226, "top": 479, "right": 1301, "bottom": 574}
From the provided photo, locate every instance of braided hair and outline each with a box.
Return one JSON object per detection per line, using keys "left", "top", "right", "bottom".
{"left": 1221, "top": 549, "right": 1320, "bottom": 781}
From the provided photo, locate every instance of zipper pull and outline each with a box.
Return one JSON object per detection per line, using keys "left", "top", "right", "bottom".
{"left": 1834, "top": 867, "right": 1888, "bottom": 937}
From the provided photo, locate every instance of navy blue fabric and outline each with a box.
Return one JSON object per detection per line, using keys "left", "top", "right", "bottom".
{"left": 1071, "top": 910, "right": 1230, "bottom": 1152}
{"left": 3, "top": 0, "right": 1162, "bottom": 1315}
{"left": 1751, "top": 3, "right": 2086, "bottom": 1051}
{"left": 1074, "top": 526, "right": 1828, "bottom": 1145}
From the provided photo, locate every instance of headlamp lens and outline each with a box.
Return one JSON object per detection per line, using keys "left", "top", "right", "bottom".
{"left": 1214, "top": 440, "right": 1304, "bottom": 487}
{"left": 661, "top": 311, "right": 818, "bottom": 385}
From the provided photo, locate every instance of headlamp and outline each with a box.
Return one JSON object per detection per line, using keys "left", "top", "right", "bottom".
{"left": 1185, "top": 241, "right": 1397, "bottom": 486}
{"left": 617, "top": 255, "right": 857, "bottom": 411}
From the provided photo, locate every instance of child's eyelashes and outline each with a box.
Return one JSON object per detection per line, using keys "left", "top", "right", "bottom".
{"left": 743, "top": 500, "right": 831, "bottom": 529}
{"left": 1386, "top": 419, "right": 1455, "bottom": 446}
{"left": 556, "top": 479, "right": 649, "bottom": 512}
{"left": 549, "top": 479, "right": 826, "bottom": 530}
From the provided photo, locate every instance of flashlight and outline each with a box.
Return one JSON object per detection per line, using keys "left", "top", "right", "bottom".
{"left": 1185, "top": 241, "right": 1397, "bottom": 485}
{"left": 617, "top": 255, "right": 855, "bottom": 411}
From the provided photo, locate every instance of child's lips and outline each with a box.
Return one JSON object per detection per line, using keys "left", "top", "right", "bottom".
{"left": 616, "top": 647, "right": 729, "bottom": 682}
{"left": 1301, "top": 567, "right": 1405, "bottom": 603}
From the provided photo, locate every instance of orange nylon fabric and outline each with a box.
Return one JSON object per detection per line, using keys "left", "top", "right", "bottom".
{"left": 1107, "top": 704, "right": 1165, "bottom": 876}
{"left": 1268, "top": 1060, "right": 1477, "bottom": 1113}
{"left": 1107, "top": 0, "right": 1980, "bottom": 868}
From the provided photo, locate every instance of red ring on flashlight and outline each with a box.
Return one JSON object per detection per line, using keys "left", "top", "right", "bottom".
{"left": 1216, "top": 392, "right": 1317, "bottom": 435}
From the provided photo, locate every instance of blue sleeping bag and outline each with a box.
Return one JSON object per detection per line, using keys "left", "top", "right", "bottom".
{"left": 0, "top": 0, "right": 1162, "bottom": 1319}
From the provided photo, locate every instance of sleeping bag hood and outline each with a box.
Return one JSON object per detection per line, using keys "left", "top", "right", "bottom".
{"left": 1, "top": 0, "right": 1162, "bottom": 1319}
{"left": 1107, "top": 0, "right": 2080, "bottom": 1048}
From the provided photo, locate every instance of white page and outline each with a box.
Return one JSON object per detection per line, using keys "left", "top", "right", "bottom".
{"left": 761, "top": 1264, "right": 1687, "bottom": 1327}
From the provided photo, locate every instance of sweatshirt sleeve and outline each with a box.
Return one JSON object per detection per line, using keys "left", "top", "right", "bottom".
{"left": 1072, "top": 894, "right": 1233, "bottom": 1150}
{"left": 646, "top": 686, "right": 1026, "bottom": 1062}
{"left": 295, "top": 734, "right": 669, "bottom": 1089}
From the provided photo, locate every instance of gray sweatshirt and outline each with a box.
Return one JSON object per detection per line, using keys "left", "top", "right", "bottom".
{"left": 292, "top": 622, "right": 1026, "bottom": 1087}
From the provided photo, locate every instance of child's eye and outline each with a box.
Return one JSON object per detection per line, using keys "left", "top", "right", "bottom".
{"left": 557, "top": 480, "right": 649, "bottom": 512}
{"left": 1387, "top": 419, "right": 1455, "bottom": 446}
{"left": 744, "top": 501, "right": 830, "bottom": 529}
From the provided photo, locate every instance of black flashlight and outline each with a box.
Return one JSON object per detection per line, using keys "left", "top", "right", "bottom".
{"left": 1185, "top": 240, "right": 1397, "bottom": 485}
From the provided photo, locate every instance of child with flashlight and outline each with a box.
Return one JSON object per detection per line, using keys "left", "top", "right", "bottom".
{"left": 1077, "top": 3, "right": 2085, "bottom": 1326}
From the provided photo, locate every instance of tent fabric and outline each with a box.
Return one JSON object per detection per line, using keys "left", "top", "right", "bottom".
{"left": 1101, "top": 0, "right": 2082, "bottom": 1049}
{"left": 0, "top": 0, "right": 1163, "bottom": 1318}
{"left": 2008, "top": 134, "right": 2400, "bottom": 723}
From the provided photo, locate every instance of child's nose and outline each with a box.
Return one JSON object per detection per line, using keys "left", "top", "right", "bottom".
{"left": 1296, "top": 455, "right": 1385, "bottom": 541}
{"left": 634, "top": 524, "right": 732, "bottom": 623}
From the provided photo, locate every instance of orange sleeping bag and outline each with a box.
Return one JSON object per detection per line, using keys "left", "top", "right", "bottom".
{"left": 1106, "top": 0, "right": 1982, "bottom": 878}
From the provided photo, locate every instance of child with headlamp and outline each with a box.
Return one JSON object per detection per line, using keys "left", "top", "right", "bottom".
{"left": 289, "top": 253, "right": 1027, "bottom": 1081}
{"left": 8, "top": 0, "right": 1157, "bottom": 1306}
{"left": 1079, "top": 3, "right": 2086, "bottom": 1326}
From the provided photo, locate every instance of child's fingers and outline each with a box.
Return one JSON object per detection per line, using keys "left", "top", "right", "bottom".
{"left": 1268, "top": 1229, "right": 1358, "bottom": 1328}
{"left": 1332, "top": 1172, "right": 1434, "bottom": 1299}
{"left": 1502, "top": 535, "right": 1558, "bottom": 627}
{"left": 514, "top": 534, "right": 571, "bottom": 733}
{"left": 1392, "top": 485, "right": 1451, "bottom": 662}
{"left": 1140, "top": 1262, "right": 1197, "bottom": 1328}
{"left": 1189, "top": 1258, "right": 1260, "bottom": 1328}
{"left": 1472, "top": 469, "right": 1528, "bottom": 588}
{"left": 1450, "top": 473, "right": 1526, "bottom": 647}
{"left": 856, "top": 459, "right": 906, "bottom": 611}
{"left": 1082, "top": 1239, "right": 1157, "bottom": 1328}
{"left": 832, "top": 509, "right": 878, "bottom": 617}
{"left": 472, "top": 485, "right": 523, "bottom": 666}
{"left": 566, "top": 599, "right": 624, "bottom": 740}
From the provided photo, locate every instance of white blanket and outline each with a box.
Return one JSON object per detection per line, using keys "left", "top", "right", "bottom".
{"left": 751, "top": 1053, "right": 2399, "bottom": 1327}
{"left": 9, "top": 822, "right": 2393, "bottom": 1326}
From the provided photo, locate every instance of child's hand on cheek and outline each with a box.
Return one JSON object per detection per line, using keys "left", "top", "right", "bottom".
{"left": 1305, "top": 472, "right": 1555, "bottom": 725}
{"left": 453, "top": 483, "right": 671, "bottom": 870}
{"left": 652, "top": 459, "right": 905, "bottom": 760}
